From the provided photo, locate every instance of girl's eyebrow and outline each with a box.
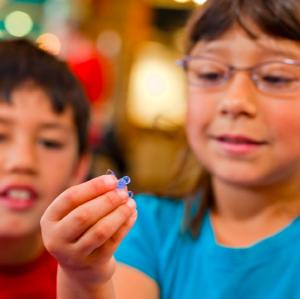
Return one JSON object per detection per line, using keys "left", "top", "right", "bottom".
{"left": 194, "top": 41, "right": 300, "bottom": 60}
{"left": 255, "top": 39, "right": 300, "bottom": 58}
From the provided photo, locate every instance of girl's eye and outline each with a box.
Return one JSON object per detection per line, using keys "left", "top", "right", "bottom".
{"left": 38, "top": 139, "right": 64, "bottom": 149}
{"left": 261, "top": 75, "right": 295, "bottom": 85}
{"left": 189, "top": 69, "right": 226, "bottom": 86}
{"left": 187, "top": 59, "right": 228, "bottom": 86}
{"left": 197, "top": 71, "right": 224, "bottom": 82}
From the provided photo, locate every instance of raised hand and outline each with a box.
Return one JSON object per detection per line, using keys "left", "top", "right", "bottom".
{"left": 40, "top": 174, "right": 137, "bottom": 289}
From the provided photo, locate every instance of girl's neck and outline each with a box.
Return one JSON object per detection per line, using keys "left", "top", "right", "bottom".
{"left": 212, "top": 177, "right": 300, "bottom": 221}
{"left": 210, "top": 177, "right": 300, "bottom": 247}
{"left": 0, "top": 233, "right": 44, "bottom": 267}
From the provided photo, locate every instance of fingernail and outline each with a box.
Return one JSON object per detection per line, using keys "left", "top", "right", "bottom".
{"left": 106, "top": 169, "right": 116, "bottom": 176}
{"left": 117, "top": 176, "right": 131, "bottom": 189}
{"left": 104, "top": 174, "right": 117, "bottom": 186}
{"left": 131, "top": 211, "right": 138, "bottom": 220}
{"left": 126, "top": 198, "right": 136, "bottom": 208}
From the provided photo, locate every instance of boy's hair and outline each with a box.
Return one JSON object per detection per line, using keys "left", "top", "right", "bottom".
{"left": 180, "top": 0, "right": 300, "bottom": 237}
{"left": 0, "top": 38, "right": 90, "bottom": 155}
{"left": 185, "top": 0, "right": 300, "bottom": 53}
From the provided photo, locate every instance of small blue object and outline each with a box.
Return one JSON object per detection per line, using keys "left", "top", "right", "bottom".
{"left": 128, "top": 191, "right": 134, "bottom": 198}
{"left": 117, "top": 176, "right": 131, "bottom": 189}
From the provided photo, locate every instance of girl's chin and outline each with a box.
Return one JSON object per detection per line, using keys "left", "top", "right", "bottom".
{"left": 214, "top": 175, "right": 264, "bottom": 188}
{"left": 212, "top": 169, "right": 288, "bottom": 189}
{"left": 208, "top": 165, "right": 274, "bottom": 188}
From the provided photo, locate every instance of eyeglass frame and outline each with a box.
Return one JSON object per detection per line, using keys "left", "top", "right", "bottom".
{"left": 176, "top": 55, "right": 300, "bottom": 96}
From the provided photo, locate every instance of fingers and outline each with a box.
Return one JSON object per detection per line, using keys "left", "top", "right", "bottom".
{"left": 73, "top": 197, "right": 137, "bottom": 256}
{"left": 104, "top": 210, "right": 138, "bottom": 254}
{"left": 42, "top": 198, "right": 137, "bottom": 269}
{"left": 58, "top": 189, "right": 130, "bottom": 241}
{"left": 43, "top": 175, "right": 118, "bottom": 222}
{"left": 88, "top": 211, "right": 138, "bottom": 265}
{"left": 40, "top": 172, "right": 137, "bottom": 278}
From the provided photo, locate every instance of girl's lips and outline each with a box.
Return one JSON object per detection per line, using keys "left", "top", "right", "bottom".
{"left": 214, "top": 134, "right": 267, "bottom": 144}
{"left": 0, "top": 185, "right": 38, "bottom": 210}
{"left": 212, "top": 134, "right": 267, "bottom": 155}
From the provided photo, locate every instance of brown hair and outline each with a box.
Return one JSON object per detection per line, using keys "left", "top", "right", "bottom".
{"left": 177, "top": 0, "right": 300, "bottom": 237}
{"left": 0, "top": 38, "right": 90, "bottom": 155}
{"left": 185, "top": 0, "right": 300, "bottom": 53}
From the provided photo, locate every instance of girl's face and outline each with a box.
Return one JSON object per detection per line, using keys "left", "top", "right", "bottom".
{"left": 186, "top": 25, "right": 300, "bottom": 188}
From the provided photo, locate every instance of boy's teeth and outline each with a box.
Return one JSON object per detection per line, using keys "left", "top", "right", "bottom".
{"left": 7, "top": 190, "right": 31, "bottom": 200}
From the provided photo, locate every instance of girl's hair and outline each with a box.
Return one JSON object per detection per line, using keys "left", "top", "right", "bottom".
{"left": 186, "top": 0, "right": 300, "bottom": 53}
{"left": 178, "top": 0, "right": 300, "bottom": 237}
{"left": 0, "top": 38, "right": 90, "bottom": 155}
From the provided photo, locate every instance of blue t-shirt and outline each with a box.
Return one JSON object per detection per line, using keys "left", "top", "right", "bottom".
{"left": 115, "top": 194, "right": 300, "bottom": 299}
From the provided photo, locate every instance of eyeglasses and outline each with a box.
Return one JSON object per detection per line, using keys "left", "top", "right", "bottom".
{"left": 177, "top": 56, "right": 300, "bottom": 96}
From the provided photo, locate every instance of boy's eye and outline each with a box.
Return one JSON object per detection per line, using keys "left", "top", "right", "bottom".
{"left": 38, "top": 139, "right": 64, "bottom": 149}
{"left": 0, "top": 133, "right": 8, "bottom": 142}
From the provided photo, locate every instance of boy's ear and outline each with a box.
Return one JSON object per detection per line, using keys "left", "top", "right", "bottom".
{"left": 70, "top": 153, "right": 92, "bottom": 185}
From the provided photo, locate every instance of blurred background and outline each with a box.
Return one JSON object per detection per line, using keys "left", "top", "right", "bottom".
{"left": 0, "top": 0, "right": 206, "bottom": 194}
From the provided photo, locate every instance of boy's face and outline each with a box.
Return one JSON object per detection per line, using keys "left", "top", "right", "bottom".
{"left": 0, "top": 84, "right": 89, "bottom": 238}
{"left": 186, "top": 25, "right": 300, "bottom": 188}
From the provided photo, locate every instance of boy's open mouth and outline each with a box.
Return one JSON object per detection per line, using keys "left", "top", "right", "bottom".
{"left": 0, "top": 186, "right": 38, "bottom": 210}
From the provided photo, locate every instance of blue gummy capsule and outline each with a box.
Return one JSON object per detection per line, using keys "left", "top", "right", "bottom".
{"left": 117, "top": 176, "right": 131, "bottom": 189}
{"left": 128, "top": 191, "right": 134, "bottom": 198}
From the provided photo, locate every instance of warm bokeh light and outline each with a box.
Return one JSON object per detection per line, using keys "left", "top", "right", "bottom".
{"left": 0, "top": 0, "right": 7, "bottom": 8}
{"left": 4, "top": 11, "right": 33, "bottom": 37}
{"left": 36, "top": 33, "right": 61, "bottom": 56}
{"left": 173, "top": 0, "right": 190, "bottom": 3}
{"left": 193, "top": 0, "right": 207, "bottom": 4}
{"left": 127, "top": 42, "right": 186, "bottom": 130}
{"left": 97, "top": 30, "right": 122, "bottom": 58}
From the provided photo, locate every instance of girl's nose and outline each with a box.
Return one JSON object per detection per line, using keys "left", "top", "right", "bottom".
{"left": 217, "top": 73, "right": 257, "bottom": 119}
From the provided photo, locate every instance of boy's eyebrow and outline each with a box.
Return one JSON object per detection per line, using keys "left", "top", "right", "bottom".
{"left": 0, "top": 117, "right": 72, "bottom": 133}
{"left": 0, "top": 117, "right": 11, "bottom": 125}
{"left": 39, "top": 123, "right": 73, "bottom": 132}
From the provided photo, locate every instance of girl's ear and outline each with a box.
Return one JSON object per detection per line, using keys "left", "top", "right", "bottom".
{"left": 70, "top": 153, "right": 92, "bottom": 185}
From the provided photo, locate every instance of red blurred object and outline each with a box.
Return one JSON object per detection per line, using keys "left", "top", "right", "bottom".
{"left": 68, "top": 47, "right": 112, "bottom": 105}
{"left": 61, "top": 25, "right": 113, "bottom": 148}
{"left": 0, "top": 250, "right": 57, "bottom": 298}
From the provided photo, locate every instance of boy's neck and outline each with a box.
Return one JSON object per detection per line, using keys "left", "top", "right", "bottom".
{"left": 0, "top": 233, "right": 44, "bottom": 267}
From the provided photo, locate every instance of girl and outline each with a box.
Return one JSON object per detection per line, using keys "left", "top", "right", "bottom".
{"left": 41, "top": 0, "right": 300, "bottom": 298}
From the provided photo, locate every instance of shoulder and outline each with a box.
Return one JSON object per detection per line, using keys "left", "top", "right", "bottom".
{"left": 134, "top": 193, "right": 185, "bottom": 230}
{"left": 135, "top": 193, "right": 184, "bottom": 213}
{"left": 115, "top": 194, "right": 185, "bottom": 281}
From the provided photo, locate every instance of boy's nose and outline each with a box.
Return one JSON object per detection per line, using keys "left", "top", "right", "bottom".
{"left": 217, "top": 73, "right": 257, "bottom": 119}
{"left": 5, "top": 141, "right": 37, "bottom": 175}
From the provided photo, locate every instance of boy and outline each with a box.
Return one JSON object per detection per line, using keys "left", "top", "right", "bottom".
{"left": 0, "top": 38, "right": 90, "bottom": 298}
